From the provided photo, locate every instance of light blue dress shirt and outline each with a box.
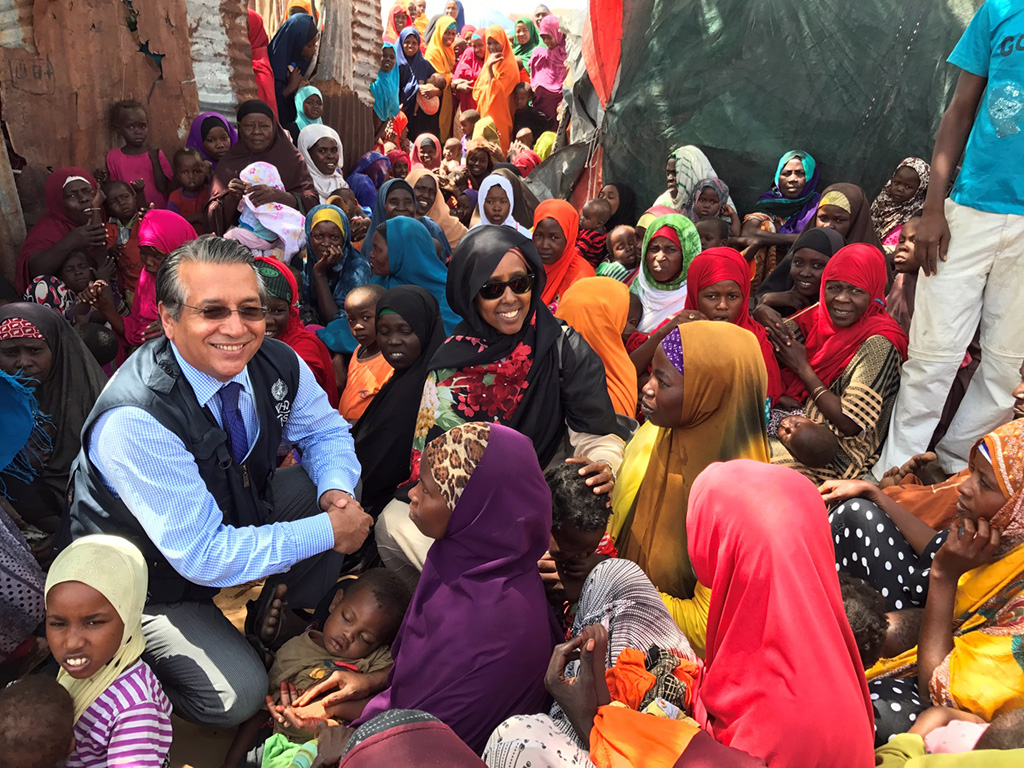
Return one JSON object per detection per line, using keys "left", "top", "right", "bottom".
{"left": 88, "top": 342, "right": 360, "bottom": 588}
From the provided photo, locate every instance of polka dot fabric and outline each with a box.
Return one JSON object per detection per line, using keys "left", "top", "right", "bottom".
{"left": 868, "top": 677, "right": 926, "bottom": 746}
{"left": 829, "top": 498, "right": 946, "bottom": 612}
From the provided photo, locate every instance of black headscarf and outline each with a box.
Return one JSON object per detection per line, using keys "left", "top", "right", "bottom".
{"left": 604, "top": 182, "right": 638, "bottom": 231}
{"left": 0, "top": 303, "right": 106, "bottom": 508}
{"left": 353, "top": 286, "right": 445, "bottom": 516}
{"left": 755, "top": 226, "right": 847, "bottom": 298}
{"left": 428, "top": 227, "right": 620, "bottom": 466}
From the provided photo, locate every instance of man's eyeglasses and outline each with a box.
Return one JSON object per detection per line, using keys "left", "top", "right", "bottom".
{"left": 477, "top": 274, "right": 534, "bottom": 301}
{"left": 183, "top": 304, "right": 268, "bottom": 322}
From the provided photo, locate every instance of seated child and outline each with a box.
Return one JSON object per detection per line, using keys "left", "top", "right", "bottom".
{"left": 105, "top": 100, "right": 171, "bottom": 208}
{"left": 45, "top": 535, "right": 172, "bottom": 768}
{"left": 120, "top": 210, "right": 198, "bottom": 346}
{"left": 687, "top": 178, "right": 740, "bottom": 236}
{"left": 776, "top": 413, "right": 839, "bottom": 468}
{"left": 339, "top": 285, "right": 393, "bottom": 421}
{"left": 327, "top": 188, "right": 371, "bottom": 247}
{"left": 576, "top": 197, "right": 612, "bottom": 268}
{"left": 837, "top": 573, "right": 888, "bottom": 669}
{"left": 886, "top": 214, "right": 922, "bottom": 334}
{"left": 440, "top": 137, "right": 464, "bottom": 177}
{"left": 102, "top": 180, "right": 143, "bottom": 292}
{"left": 512, "top": 83, "right": 556, "bottom": 140}
{"left": 166, "top": 147, "right": 211, "bottom": 235}
{"left": 455, "top": 189, "right": 476, "bottom": 228}
{"left": 597, "top": 224, "right": 640, "bottom": 283}
{"left": 224, "top": 569, "right": 411, "bottom": 766}
{"left": 695, "top": 216, "right": 730, "bottom": 251}
{"left": 515, "top": 127, "right": 535, "bottom": 149}
{"left": 0, "top": 676, "right": 75, "bottom": 768}
{"left": 545, "top": 462, "right": 615, "bottom": 612}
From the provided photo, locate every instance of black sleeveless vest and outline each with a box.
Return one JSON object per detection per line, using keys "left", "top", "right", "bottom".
{"left": 60, "top": 337, "right": 300, "bottom": 603}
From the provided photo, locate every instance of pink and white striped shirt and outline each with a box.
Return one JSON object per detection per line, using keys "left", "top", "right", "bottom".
{"left": 67, "top": 660, "right": 173, "bottom": 768}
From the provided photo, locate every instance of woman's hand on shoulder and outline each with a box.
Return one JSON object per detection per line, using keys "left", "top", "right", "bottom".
{"left": 566, "top": 456, "right": 614, "bottom": 500}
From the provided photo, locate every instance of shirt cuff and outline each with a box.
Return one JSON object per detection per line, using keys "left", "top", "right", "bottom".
{"left": 316, "top": 472, "right": 356, "bottom": 502}
{"left": 288, "top": 512, "right": 336, "bottom": 561}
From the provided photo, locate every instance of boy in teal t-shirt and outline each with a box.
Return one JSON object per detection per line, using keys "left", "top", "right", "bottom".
{"left": 874, "top": 0, "right": 1024, "bottom": 478}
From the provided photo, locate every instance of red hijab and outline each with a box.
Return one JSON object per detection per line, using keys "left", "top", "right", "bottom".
{"left": 688, "top": 460, "right": 875, "bottom": 768}
{"left": 533, "top": 199, "right": 595, "bottom": 308}
{"left": 255, "top": 256, "right": 339, "bottom": 407}
{"left": 18, "top": 167, "right": 98, "bottom": 292}
{"left": 684, "top": 248, "right": 782, "bottom": 402}
{"left": 247, "top": 10, "right": 278, "bottom": 117}
{"left": 782, "top": 243, "right": 908, "bottom": 401}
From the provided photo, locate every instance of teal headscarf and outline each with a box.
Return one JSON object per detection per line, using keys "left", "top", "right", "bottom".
{"left": 370, "top": 215, "right": 461, "bottom": 334}
{"left": 294, "top": 85, "right": 324, "bottom": 132}
{"left": 369, "top": 43, "right": 401, "bottom": 121}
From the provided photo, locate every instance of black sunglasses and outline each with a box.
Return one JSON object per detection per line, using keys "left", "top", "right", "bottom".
{"left": 183, "top": 304, "right": 269, "bottom": 322}
{"left": 477, "top": 274, "right": 535, "bottom": 301}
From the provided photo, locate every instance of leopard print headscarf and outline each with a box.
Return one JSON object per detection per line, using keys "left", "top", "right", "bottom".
{"left": 422, "top": 422, "right": 491, "bottom": 510}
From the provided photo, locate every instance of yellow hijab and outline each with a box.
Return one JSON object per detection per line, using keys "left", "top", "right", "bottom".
{"left": 556, "top": 277, "right": 638, "bottom": 418}
{"left": 869, "top": 419, "right": 1024, "bottom": 721}
{"left": 45, "top": 535, "right": 149, "bottom": 721}
{"left": 614, "top": 321, "right": 769, "bottom": 598}
{"left": 424, "top": 15, "right": 457, "bottom": 75}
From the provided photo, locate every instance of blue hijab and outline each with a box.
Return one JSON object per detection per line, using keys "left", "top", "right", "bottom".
{"left": 370, "top": 216, "right": 460, "bottom": 334}
{"left": 347, "top": 174, "right": 378, "bottom": 213}
{"left": 370, "top": 42, "right": 401, "bottom": 121}
{"left": 361, "top": 179, "right": 452, "bottom": 263}
{"left": 302, "top": 205, "right": 372, "bottom": 354}
{"left": 396, "top": 28, "right": 435, "bottom": 113}
{"left": 268, "top": 14, "right": 318, "bottom": 126}
{"left": 293, "top": 85, "right": 323, "bottom": 131}
{"left": 449, "top": 1, "right": 466, "bottom": 32}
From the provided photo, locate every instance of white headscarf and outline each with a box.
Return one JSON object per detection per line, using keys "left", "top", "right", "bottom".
{"left": 45, "top": 535, "right": 149, "bottom": 721}
{"left": 298, "top": 124, "right": 347, "bottom": 204}
{"left": 473, "top": 174, "right": 530, "bottom": 233}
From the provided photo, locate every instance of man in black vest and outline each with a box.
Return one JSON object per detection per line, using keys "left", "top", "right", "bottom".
{"left": 63, "top": 237, "right": 371, "bottom": 727}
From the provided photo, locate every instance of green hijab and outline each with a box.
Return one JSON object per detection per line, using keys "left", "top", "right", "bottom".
{"left": 512, "top": 17, "right": 541, "bottom": 70}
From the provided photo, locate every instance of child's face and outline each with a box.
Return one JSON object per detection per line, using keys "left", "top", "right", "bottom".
{"left": 484, "top": 186, "right": 510, "bottom": 225}
{"left": 409, "top": 465, "right": 453, "bottom": 539}
{"left": 345, "top": 293, "right": 378, "bottom": 348}
{"left": 624, "top": 295, "right": 642, "bottom": 340}
{"left": 777, "top": 413, "right": 815, "bottom": 450}
{"left": 46, "top": 581, "right": 125, "bottom": 680}
{"left": 789, "top": 247, "right": 829, "bottom": 300}
{"left": 516, "top": 127, "right": 534, "bottom": 147}
{"left": 117, "top": 107, "right": 148, "bottom": 148}
{"left": 453, "top": 38, "right": 467, "bottom": 59}
{"left": 514, "top": 87, "right": 532, "bottom": 111}
{"left": 381, "top": 46, "right": 397, "bottom": 72}
{"left": 139, "top": 245, "right": 167, "bottom": 274}
{"left": 893, "top": 219, "right": 921, "bottom": 274}
{"left": 443, "top": 141, "right": 461, "bottom": 161}
{"left": 815, "top": 204, "right": 852, "bottom": 237}
{"left": 456, "top": 193, "right": 473, "bottom": 224}
{"left": 579, "top": 203, "right": 606, "bottom": 231}
{"left": 609, "top": 226, "right": 638, "bottom": 269}
{"left": 322, "top": 588, "right": 391, "bottom": 660}
{"left": 695, "top": 221, "right": 727, "bottom": 250}
{"left": 203, "top": 126, "right": 232, "bottom": 162}
{"left": 889, "top": 165, "right": 921, "bottom": 205}
{"left": 460, "top": 116, "right": 478, "bottom": 139}
{"left": 310, "top": 137, "right": 340, "bottom": 176}
{"left": 418, "top": 140, "right": 437, "bottom": 167}
{"left": 58, "top": 252, "right": 94, "bottom": 294}
{"left": 533, "top": 217, "right": 567, "bottom": 265}
{"left": 377, "top": 312, "right": 423, "bottom": 370}
{"left": 549, "top": 524, "right": 605, "bottom": 601}
{"left": 693, "top": 186, "right": 721, "bottom": 218}
{"left": 303, "top": 94, "right": 324, "bottom": 121}
{"left": 697, "top": 279, "right": 744, "bottom": 323}
{"left": 264, "top": 296, "right": 291, "bottom": 339}
{"left": 175, "top": 154, "right": 206, "bottom": 193}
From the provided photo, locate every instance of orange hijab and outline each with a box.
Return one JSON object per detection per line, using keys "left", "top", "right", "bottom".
{"left": 533, "top": 199, "right": 595, "bottom": 309}
{"left": 473, "top": 26, "right": 520, "bottom": 153}
{"left": 556, "top": 277, "right": 638, "bottom": 417}
{"left": 424, "top": 15, "right": 458, "bottom": 75}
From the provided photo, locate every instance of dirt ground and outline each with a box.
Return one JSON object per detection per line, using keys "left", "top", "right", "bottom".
{"left": 169, "top": 581, "right": 263, "bottom": 768}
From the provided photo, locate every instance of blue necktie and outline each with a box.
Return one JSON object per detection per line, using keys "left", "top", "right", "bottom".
{"left": 218, "top": 382, "right": 249, "bottom": 465}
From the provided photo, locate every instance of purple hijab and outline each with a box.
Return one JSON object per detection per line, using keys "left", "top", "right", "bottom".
{"left": 185, "top": 112, "right": 238, "bottom": 168}
{"left": 354, "top": 424, "right": 557, "bottom": 753}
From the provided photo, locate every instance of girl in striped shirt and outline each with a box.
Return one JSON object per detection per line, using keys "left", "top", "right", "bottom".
{"left": 45, "top": 535, "right": 173, "bottom": 768}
